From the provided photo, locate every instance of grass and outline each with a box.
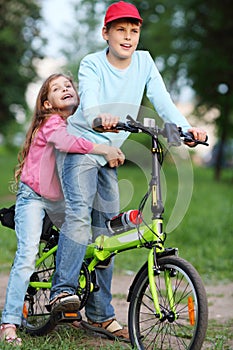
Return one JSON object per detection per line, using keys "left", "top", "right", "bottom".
{"left": 0, "top": 322, "right": 231, "bottom": 350}
{"left": 0, "top": 321, "right": 232, "bottom": 350}
{"left": 204, "top": 319, "right": 233, "bottom": 349}
{"left": 0, "top": 326, "right": 131, "bottom": 350}
{"left": 0, "top": 148, "right": 233, "bottom": 349}
{"left": 114, "top": 161, "right": 233, "bottom": 283}
{"left": 0, "top": 147, "right": 16, "bottom": 199}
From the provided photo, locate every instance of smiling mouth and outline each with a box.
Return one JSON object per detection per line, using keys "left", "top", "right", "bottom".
{"left": 120, "top": 44, "right": 132, "bottom": 49}
{"left": 62, "top": 94, "right": 73, "bottom": 100}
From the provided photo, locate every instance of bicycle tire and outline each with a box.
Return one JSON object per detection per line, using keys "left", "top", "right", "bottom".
{"left": 22, "top": 241, "right": 57, "bottom": 336}
{"left": 128, "top": 255, "right": 208, "bottom": 350}
{"left": 22, "top": 242, "right": 90, "bottom": 336}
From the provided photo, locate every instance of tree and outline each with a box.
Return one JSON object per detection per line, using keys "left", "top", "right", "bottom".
{"left": 0, "top": 0, "right": 46, "bottom": 137}
{"left": 61, "top": 0, "right": 106, "bottom": 76}
{"left": 171, "top": 0, "right": 233, "bottom": 180}
{"left": 134, "top": 0, "right": 233, "bottom": 180}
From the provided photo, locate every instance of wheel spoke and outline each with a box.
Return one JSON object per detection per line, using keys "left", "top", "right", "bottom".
{"left": 129, "top": 256, "right": 208, "bottom": 350}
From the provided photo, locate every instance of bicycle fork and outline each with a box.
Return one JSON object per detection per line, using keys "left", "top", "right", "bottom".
{"left": 148, "top": 248, "right": 178, "bottom": 322}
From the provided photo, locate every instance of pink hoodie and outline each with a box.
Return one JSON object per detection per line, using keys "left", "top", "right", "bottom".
{"left": 21, "top": 114, "right": 93, "bottom": 201}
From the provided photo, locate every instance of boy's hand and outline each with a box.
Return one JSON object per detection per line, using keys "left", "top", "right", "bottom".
{"left": 98, "top": 113, "right": 120, "bottom": 132}
{"left": 186, "top": 127, "right": 207, "bottom": 147}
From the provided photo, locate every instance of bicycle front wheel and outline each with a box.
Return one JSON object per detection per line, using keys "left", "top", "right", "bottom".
{"left": 128, "top": 256, "right": 208, "bottom": 350}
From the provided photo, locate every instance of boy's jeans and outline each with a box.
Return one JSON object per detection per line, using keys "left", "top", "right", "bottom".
{"left": 51, "top": 153, "right": 119, "bottom": 322}
{"left": 1, "top": 182, "right": 64, "bottom": 325}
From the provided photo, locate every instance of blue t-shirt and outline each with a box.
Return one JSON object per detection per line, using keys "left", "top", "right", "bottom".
{"left": 68, "top": 48, "right": 191, "bottom": 164}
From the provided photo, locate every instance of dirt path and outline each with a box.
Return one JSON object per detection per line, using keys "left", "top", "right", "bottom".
{"left": 1, "top": 273, "right": 233, "bottom": 323}
{"left": 1, "top": 273, "right": 233, "bottom": 348}
{"left": 110, "top": 275, "right": 233, "bottom": 325}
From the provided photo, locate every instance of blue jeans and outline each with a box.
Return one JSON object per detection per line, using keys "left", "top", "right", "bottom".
{"left": 51, "top": 153, "right": 119, "bottom": 322}
{"left": 1, "top": 182, "right": 64, "bottom": 326}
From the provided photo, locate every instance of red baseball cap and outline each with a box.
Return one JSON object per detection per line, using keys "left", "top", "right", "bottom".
{"left": 104, "top": 1, "right": 143, "bottom": 26}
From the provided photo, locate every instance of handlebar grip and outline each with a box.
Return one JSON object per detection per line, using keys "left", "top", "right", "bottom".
{"left": 92, "top": 117, "right": 105, "bottom": 132}
{"left": 182, "top": 131, "right": 194, "bottom": 143}
{"left": 92, "top": 117, "right": 128, "bottom": 133}
{"left": 182, "top": 131, "right": 209, "bottom": 146}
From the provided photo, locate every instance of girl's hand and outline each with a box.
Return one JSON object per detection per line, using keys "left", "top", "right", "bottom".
{"left": 108, "top": 148, "right": 125, "bottom": 168}
{"left": 91, "top": 144, "right": 125, "bottom": 167}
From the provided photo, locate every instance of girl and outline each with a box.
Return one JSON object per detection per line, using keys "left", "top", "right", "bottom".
{"left": 0, "top": 73, "right": 124, "bottom": 346}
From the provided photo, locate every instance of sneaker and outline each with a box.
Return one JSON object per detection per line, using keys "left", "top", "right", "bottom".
{"left": 50, "top": 292, "right": 80, "bottom": 314}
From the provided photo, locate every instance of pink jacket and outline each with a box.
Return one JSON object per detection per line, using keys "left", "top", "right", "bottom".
{"left": 21, "top": 114, "right": 94, "bottom": 201}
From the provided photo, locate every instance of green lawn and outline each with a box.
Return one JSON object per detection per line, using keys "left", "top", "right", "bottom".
{"left": 115, "top": 161, "right": 233, "bottom": 284}
{"left": 0, "top": 149, "right": 233, "bottom": 349}
{"left": 1, "top": 148, "right": 233, "bottom": 281}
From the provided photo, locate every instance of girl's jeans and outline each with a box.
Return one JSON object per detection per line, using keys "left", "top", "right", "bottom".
{"left": 51, "top": 153, "right": 119, "bottom": 322}
{"left": 1, "top": 182, "right": 64, "bottom": 326}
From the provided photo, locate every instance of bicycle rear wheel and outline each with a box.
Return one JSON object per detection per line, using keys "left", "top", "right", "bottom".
{"left": 128, "top": 256, "right": 208, "bottom": 350}
{"left": 22, "top": 241, "right": 56, "bottom": 336}
{"left": 22, "top": 241, "right": 91, "bottom": 336}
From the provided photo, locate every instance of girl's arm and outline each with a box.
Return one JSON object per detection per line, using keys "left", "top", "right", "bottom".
{"left": 44, "top": 115, "right": 125, "bottom": 166}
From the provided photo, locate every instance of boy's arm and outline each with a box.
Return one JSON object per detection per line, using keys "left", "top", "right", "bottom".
{"left": 78, "top": 57, "right": 101, "bottom": 127}
{"left": 145, "top": 53, "right": 191, "bottom": 132}
{"left": 78, "top": 57, "right": 122, "bottom": 132}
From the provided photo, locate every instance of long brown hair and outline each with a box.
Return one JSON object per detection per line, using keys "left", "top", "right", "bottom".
{"left": 14, "top": 73, "right": 79, "bottom": 182}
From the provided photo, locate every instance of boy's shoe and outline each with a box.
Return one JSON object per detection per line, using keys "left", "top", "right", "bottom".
{"left": 0, "top": 324, "right": 22, "bottom": 346}
{"left": 50, "top": 292, "right": 80, "bottom": 314}
{"left": 80, "top": 318, "right": 130, "bottom": 342}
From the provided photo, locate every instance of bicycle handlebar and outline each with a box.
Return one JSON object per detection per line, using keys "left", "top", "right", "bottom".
{"left": 92, "top": 116, "right": 139, "bottom": 133}
{"left": 92, "top": 115, "right": 209, "bottom": 146}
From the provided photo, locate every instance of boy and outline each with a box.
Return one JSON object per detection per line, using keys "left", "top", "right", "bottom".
{"left": 51, "top": 1, "right": 207, "bottom": 342}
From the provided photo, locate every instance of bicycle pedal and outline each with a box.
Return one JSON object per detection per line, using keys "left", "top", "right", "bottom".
{"left": 57, "top": 311, "right": 82, "bottom": 323}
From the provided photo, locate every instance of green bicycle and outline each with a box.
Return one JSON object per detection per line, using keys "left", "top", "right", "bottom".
{"left": 0, "top": 115, "right": 209, "bottom": 349}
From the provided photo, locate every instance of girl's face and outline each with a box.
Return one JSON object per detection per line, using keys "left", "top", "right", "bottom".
{"left": 44, "top": 76, "right": 78, "bottom": 115}
{"left": 102, "top": 20, "right": 140, "bottom": 68}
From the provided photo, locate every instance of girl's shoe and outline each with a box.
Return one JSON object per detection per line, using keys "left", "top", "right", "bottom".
{"left": 0, "top": 324, "right": 22, "bottom": 346}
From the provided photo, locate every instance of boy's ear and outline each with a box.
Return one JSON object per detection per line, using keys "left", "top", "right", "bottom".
{"left": 102, "top": 26, "right": 109, "bottom": 40}
{"left": 43, "top": 100, "right": 52, "bottom": 109}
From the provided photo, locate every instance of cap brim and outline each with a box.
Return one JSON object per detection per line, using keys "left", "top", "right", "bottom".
{"left": 105, "top": 14, "right": 143, "bottom": 25}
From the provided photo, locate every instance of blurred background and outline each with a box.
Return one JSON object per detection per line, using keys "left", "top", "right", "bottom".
{"left": 0, "top": 3, "right": 233, "bottom": 347}
{"left": 0, "top": 0, "right": 232, "bottom": 281}
{"left": 1, "top": 0, "right": 233, "bottom": 180}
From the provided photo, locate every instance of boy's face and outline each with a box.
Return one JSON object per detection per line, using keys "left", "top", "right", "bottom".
{"left": 102, "top": 20, "right": 140, "bottom": 65}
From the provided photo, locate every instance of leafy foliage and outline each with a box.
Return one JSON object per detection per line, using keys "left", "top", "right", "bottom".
{"left": 168, "top": 0, "right": 233, "bottom": 179}
{"left": 0, "top": 0, "right": 46, "bottom": 134}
